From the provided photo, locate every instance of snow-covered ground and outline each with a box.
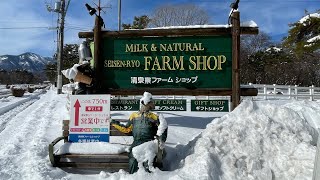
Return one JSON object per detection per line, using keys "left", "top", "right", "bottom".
{"left": 0, "top": 85, "right": 319, "bottom": 180}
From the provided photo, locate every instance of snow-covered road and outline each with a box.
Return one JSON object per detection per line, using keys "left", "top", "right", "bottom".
{"left": 0, "top": 89, "right": 69, "bottom": 179}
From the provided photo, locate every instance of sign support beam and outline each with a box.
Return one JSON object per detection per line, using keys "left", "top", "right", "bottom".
{"left": 231, "top": 11, "right": 241, "bottom": 110}
{"left": 79, "top": 27, "right": 258, "bottom": 38}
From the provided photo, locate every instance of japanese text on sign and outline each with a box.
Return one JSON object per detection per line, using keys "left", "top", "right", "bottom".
{"left": 191, "top": 100, "right": 229, "bottom": 112}
{"left": 69, "top": 95, "right": 111, "bottom": 142}
{"left": 111, "top": 99, "right": 187, "bottom": 111}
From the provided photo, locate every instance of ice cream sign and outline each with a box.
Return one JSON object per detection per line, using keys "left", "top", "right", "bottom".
{"left": 69, "top": 95, "right": 111, "bottom": 143}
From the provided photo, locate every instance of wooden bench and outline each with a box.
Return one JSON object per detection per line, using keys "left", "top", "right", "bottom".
{"left": 48, "top": 120, "right": 163, "bottom": 170}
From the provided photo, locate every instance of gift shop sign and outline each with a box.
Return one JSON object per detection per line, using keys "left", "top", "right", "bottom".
{"left": 191, "top": 100, "right": 229, "bottom": 112}
{"left": 69, "top": 95, "right": 111, "bottom": 142}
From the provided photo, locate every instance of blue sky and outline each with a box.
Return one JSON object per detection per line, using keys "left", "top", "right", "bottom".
{"left": 0, "top": 0, "right": 318, "bottom": 57}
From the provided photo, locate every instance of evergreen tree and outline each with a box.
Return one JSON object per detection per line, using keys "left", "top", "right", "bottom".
{"left": 283, "top": 10, "right": 320, "bottom": 55}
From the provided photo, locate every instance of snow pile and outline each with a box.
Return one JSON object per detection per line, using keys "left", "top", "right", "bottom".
{"left": 132, "top": 140, "right": 159, "bottom": 172}
{"left": 240, "top": 20, "right": 258, "bottom": 27}
{"left": 174, "top": 100, "right": 316, "bottom": 180}
{"left": 61, "top": 64, "right": 80, "bottom": 80}
{"left": 156, "top": 113, "right": 167, "bottom": 137}
{"left": 145, "top": 20, "right": 258, "bottom": 31}
{"left": 56, "top": 142, "right": 130, "bottom": 155}
{"left": 146, "top": 24, "right": 230, "bottom": 30}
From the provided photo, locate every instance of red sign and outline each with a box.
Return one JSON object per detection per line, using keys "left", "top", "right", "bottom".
{"left": 86, "top": 106, "right": 103, "bottom": 111}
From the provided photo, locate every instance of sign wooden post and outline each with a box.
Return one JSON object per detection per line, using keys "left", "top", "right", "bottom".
{"left": 231, "top": 11, "right": 241, "bottom": 110}
{"left": 94, "top": 16, "right": 102, "bottom": 92}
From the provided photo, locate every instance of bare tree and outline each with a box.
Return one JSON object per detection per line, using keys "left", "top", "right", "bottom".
{"left": 150, "top": 4, "right": 210, "bottom": 27}
{"left": 240, "top": 32, "right": 273, "bottom": 84}
{"left": 241, "top": 32, "right": 273, "bottom": 55}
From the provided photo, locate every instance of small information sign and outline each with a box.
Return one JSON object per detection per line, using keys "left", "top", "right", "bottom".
{"left": 191, "top": 100, "right": 229, "bottom": 112}
{"left": 111, "top": 99, "right": 140, "bottom": 111}
{"left": 154, "top": 99, "right": 186, "bottom": 111}
{"left": 110, "top": 99, "right": 187, "bottom": 111}
{"left": 69, "top": 95, "right": 111, "bottom": 142}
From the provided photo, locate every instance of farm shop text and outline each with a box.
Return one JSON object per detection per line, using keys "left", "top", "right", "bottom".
{"left": 104, "top": 43, "right": 227, "bottom": 71}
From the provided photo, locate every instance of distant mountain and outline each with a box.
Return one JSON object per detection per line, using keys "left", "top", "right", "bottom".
{"left": 0, "top": 52, "right": 54, "bottom": 73}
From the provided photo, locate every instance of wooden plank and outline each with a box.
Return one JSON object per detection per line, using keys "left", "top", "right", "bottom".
{"left": 78, "top": 27, "right": 258, "bottom": 38}
{"left": 240, "top": 87, "right": 258, "bottom": 96}
{"left": 58, "top": 153, "right": 129, "bottom": 159}
{"left": 63, "top": 120, "right": 69, "bottom": 125}
{"left": 97, "top": 88, "right": 257, "bottom": 96}
{"left": 62, "top": 130, "right": 69, "bottom": 137}
{"left": 57, "top": 162, "right": 129, "bottom": 169}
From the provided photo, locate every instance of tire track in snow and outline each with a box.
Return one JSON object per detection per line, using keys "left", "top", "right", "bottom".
{"left": 0, "top": 91, "right": 68, "bottom": 180}
{"left": 0, "top": 99, "right": 37, "bottom": 133}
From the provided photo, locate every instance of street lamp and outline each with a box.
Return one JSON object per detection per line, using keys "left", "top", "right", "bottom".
{"left": 85, "top": 3, "right": 97, "bottom": 16}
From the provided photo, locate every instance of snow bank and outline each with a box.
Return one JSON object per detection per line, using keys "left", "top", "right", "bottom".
{"left": 174, "top": 100, "right": 316, "bottom": 180}
{"left": 132, "top": 140, "right": 158, "bottom": 172}
{"left": 56, "top": 142, "right": 130, "bottom": 155}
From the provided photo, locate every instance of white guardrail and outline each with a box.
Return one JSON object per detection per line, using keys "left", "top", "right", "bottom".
{"left": 249, "top": 83, "right": 320, "bottom": 101}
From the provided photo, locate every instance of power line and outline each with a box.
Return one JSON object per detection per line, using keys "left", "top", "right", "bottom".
{"left": 192, "top": 0, "right": 319, "bottom": 2}
{"left": 0, "top": 26, "right": 51, "bottom": 30}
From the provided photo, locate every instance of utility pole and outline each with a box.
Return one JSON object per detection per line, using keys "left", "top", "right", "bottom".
{"left": 46, "top": 0, "right": 69, "bottom": 94}
{"left": 57, "top": 0, "right": 66, "bottom": 94}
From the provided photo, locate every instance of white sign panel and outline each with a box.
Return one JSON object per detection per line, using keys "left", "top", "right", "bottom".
{"left": 69, "top": 94, "right": 111, "bottom": 142}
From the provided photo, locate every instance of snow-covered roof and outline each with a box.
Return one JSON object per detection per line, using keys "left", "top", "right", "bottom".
{"left": 143, "top": 21, "right": 258, "bottom": 30}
